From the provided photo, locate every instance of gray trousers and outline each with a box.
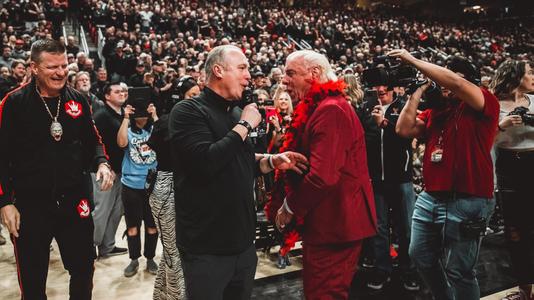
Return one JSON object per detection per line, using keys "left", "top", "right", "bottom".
{"left": 91, "top": 173, "right": 123, "bottom": 255}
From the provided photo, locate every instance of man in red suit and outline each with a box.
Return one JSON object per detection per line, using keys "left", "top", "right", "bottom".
{"left": 276, "top": 50, "right": 377, "bottom": 299}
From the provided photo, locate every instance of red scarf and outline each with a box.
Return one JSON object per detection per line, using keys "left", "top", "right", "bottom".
{"left": 265, "top": 79, "right": 346, "bottom": 256}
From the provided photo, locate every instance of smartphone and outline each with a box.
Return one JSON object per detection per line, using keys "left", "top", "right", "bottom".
{"left": 265, "top": 107, "right": 277, "bottom": 121}
{"left": 363, "top": 90, "right": 379, "bottom": 114}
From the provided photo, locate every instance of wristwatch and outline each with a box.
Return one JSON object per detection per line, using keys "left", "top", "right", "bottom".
{"left": 237, "top": 120, "right": 253, "bottom": 133}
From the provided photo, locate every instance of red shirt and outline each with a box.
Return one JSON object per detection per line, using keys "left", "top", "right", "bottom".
{"left": 417, "top": 88, "right": 499, "bottom": 198}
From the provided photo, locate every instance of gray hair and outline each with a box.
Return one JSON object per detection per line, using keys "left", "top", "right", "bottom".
{"left": 204, "top": 45, "right": 240, "bottom": 83}
{"left": 286, "top": 50, "right": 337, "bottom": 83}
{"left": 74, "top": 71, "right": 90, "bottom": 82}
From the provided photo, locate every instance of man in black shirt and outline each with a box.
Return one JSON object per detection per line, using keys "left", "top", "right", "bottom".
{"left": 91, "top": 82, "right": 129, "bottom": 259}
{"left": 169, "top": 45, "right": 307, "bottom": 300}
{"left": 0, "top": 39, "right": 113, "bottom": 300}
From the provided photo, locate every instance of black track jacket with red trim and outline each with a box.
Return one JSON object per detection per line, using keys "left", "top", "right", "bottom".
{"left": 0, "top": 79, "right": 108, "bottom": 208}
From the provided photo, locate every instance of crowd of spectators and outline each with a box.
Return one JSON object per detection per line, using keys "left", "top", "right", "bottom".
{"left": 0, "top": 0, "right": 531, "bottom": 110}
{"left": 0, "top": 3, "right": 531, "bottom": 300}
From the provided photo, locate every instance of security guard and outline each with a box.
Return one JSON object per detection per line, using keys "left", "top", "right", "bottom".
{"left": 0, "top": 39, "right": 113, "bottom": 299}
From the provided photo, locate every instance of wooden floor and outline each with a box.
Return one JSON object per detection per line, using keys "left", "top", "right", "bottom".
{"left": 0, "top": 218, "right": 522, "bottom": 299}
{"left": 0, "top": 218, "right": 302, "bottom": 300}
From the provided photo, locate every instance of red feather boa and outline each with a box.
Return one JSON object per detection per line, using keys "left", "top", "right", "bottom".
{"left": 264, "top": 79, "right": 346, "bottom": 256}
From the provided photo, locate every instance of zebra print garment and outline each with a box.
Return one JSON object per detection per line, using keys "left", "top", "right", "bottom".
{"left": 149, "top": 171, "right": 186, "bottom": 300}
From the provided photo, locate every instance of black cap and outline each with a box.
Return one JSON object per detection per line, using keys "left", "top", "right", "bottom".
{"left": 446, "top": 56, "right": 480, "bottom": 85}
{"left": 176, "top": 76, "right": 198, "bottom": 99}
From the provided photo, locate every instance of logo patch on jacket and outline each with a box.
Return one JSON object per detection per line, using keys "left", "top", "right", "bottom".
{"left": 65, "top": 100, "right": 82, "bottom": 118}
{"left": 77, "top": 199, "right": 90, "bottom": 218}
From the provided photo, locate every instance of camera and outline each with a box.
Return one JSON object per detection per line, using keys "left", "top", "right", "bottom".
{"left": 361, "top": 49, "right": 447, "bottom": 110}
{"left": 361, "top": 50, "right": 434, "bottom": 88}
{"left": 362, "top": 64, "right": 418, "bottom": 88}
{"left": 409, "top": 80, "right": 446, "bottom": 111}
{"left": 240, "top": 87, "right": 272, "bottom": 143}
{"left": 508, "top": 106, "right": 534, "bottom": 126}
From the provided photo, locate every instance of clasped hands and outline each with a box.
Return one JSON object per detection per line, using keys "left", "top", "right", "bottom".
{"left": 269, "top": 151, "right": 309, "bottom": 175}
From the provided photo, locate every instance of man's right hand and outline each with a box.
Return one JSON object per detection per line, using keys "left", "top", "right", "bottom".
{"left": 0, "top": 205, "right": 20, "bottom": 238}
{"left": 240, "top": 103, "right": 261, "bottom": 129}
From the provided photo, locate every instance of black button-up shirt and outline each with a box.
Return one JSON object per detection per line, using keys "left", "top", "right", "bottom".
{"left": 169, "top": 87, "right": 257, "bottom": 255}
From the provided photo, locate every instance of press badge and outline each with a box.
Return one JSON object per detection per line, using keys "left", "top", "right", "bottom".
{"left": 431, "top": 133, "right": 444, "bottom": 163}
{"left": 430, "top": 148, "right": 443, "bottom": 163}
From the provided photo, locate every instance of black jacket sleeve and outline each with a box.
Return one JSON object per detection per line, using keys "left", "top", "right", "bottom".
{"left": 169, "top": 100, "right": 245, "bottom": 179}
{"left": 0, "top": 94, "right": 14, "bottom": 207}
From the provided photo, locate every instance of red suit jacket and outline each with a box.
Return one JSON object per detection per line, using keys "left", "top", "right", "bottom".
{"left": 286, "top": 95, "right": 377, "bottom": 245}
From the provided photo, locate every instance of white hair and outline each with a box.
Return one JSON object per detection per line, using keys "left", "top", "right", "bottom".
{"left": 286, "top": 50, "right": 337, "bottom": 83}
{"left": 204, "top": 45, "right": 241, "bottom": 83}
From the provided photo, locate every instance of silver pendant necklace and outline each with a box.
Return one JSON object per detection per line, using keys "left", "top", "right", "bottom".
{"left": 36, "top": 87, "right": 63, "bottom": 142}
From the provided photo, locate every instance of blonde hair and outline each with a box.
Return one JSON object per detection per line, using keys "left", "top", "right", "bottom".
{"left": 342, "top": 74, "right": 364, "bottom": 107}
{"left": 273, "top": 85, "right": 293, "bottom": 115}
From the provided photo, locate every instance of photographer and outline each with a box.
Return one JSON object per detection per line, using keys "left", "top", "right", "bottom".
{"left": 359, "top": 83, "right": 418, "bottom": 292}
{"left": 168, "top": 45, "right": 308, "bottom": 299}
{"left": 490, "top": 60, "right": 534, "bottom": 300}
{"left": 394, "top": 50, "right": 498, "bottom": 300}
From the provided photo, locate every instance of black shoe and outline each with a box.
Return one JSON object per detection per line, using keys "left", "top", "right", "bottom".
{"left": 361, "top": 256, "right": 375, "bottom": 268}
{"left": 124, "top": 259, "right": 139, "bottom": 277}
{"left": 402, "top": 273, "right": 421, "bottom": 292}
{"left": 100, "top": 246, "right": 128, "bottom": 258}
{"left": 284, "top": 254, "right": 291, "bottom": 266}
{"left": 366, "top": 270, "right": 390, "bottom": 291}
{"left": 146, "top": 258, "right": 158, "bottom": 275}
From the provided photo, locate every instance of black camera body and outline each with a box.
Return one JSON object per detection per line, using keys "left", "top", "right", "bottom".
{"left": 361, "top": 50, "right": 447, "bottom": 111}
{"left": 362, "top": 64, "right": 418, "bottom": 88}
{"left": 409, "top": 80, "right": 447, "bottom": 111}
{"left": 239, "top": 88, "right": 270, "bottom": 142}
{"left": 508, "top": 106, "right": 534, "bottom": 126}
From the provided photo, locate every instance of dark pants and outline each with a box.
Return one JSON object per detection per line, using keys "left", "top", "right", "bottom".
{"left": 371, "top": 181, "right": 416, "bottom": 275}
{"left": 12, "top": 187, "right": 96, "bottom": 300}
{"left": 303, "top": 241, "right": 362, "bottom": 300}
{"left": 122, "top": 185, "right": 157, "bottom": 260}
{"left": 496, "top": 148, "right": 534, "bottom": 285}
{"left": 180, "top": 244, "right": 257, "bottom": 300}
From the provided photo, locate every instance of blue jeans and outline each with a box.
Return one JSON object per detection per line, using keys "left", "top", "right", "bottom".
{"left": 409, "top": 191, "right": 495, "bottom": 300}
{"left": 371, "top": 181, "right": 416, "bottom": 274}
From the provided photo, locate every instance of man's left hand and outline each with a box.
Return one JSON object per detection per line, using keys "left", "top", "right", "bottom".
{"left": 272, "top": 152, "right": 309, "bottom": 175}
{"left": 96, "top": 163, "right": 113, "bottom": 191}
{"left": 276, "top": 205, "right": 293, "bottom": 231}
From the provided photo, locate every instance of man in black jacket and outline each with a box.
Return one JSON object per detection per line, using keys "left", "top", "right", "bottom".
{"left": 360, "top": 84, "right": 419, "bottom": 292}
{"left": 169, "top": 45, "right": 308, "bottom": 300}
{"left": 0, "top": 39, "right": 113, "bottom": 300}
